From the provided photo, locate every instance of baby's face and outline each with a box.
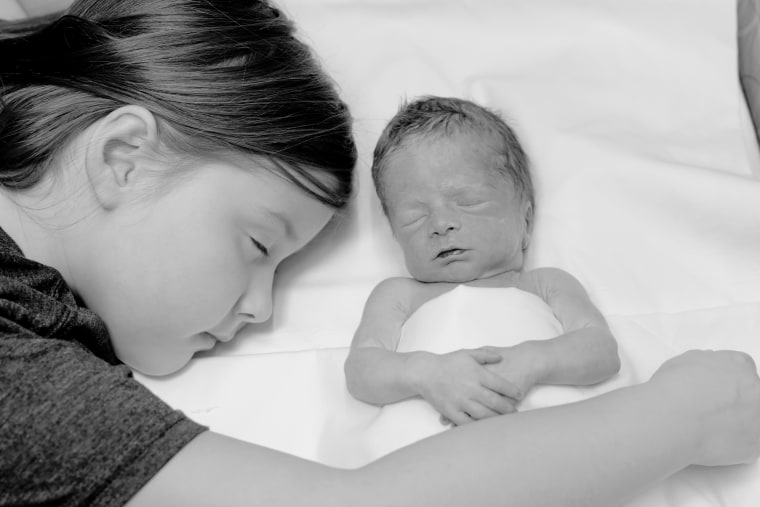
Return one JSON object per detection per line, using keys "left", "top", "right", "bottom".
{"left": 383, "top": 131, "right": 530, "bottom": 283}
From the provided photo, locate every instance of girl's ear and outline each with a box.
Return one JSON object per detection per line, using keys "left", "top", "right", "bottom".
{"left": 84, "top": 105, "right": 160, "bottom": 209}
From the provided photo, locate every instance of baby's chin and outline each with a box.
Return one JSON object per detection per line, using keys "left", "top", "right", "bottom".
{"left": 408, "top": 263, "right": 483, "bottom": 284}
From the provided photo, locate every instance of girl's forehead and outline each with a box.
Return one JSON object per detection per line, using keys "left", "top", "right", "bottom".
{"left": 175, "top": 155, "right": 332, "bottom": 224}
{"left": 224, "top": 151, "right": 343, "bottom": 206}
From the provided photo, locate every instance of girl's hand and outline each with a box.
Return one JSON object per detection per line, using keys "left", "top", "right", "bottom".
{"left": 413, "top": 348, "right": 523, "bottom": 426}
{"left": 649, "top": 349, "right": 760, "bottom": 466}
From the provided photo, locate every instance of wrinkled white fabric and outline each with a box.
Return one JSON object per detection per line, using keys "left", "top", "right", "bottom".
{"left": 94, "top": 0, "right": 760, "bottom": 504}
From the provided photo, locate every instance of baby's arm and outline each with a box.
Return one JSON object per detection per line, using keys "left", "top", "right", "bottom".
{"left": 345, "top": 278, "right": 522, "bottom": 424}
{"left": 489, "top": 267, "right": 619, "bottom": 393}
{"left": 345, "top": 277, "right": 448, "bottom": 404}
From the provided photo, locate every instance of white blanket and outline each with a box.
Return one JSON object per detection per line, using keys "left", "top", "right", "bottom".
{"left": 4, "top": 0, "right": 758, "bottom": 505}
{"left": 396, "top": 286, "right": 587, "bottom": 408}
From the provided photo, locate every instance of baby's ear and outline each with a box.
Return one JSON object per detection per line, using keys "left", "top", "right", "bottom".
{"left": 522, "top": 201, "right": 534, "bottom": 250}
{"left": 84, "top": 105, "right": 160, "bottom": 209}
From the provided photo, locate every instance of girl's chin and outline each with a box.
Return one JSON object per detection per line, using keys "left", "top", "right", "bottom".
{"left": 121, "top": 349, "right": 196, "bottom": 377}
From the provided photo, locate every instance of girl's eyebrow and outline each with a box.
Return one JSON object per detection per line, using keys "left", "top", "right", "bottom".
{"left": 262, "top": 210, "right": 291, "bottom": 239}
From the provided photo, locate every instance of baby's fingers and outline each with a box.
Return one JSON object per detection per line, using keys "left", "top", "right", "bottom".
{"left": 446, "top": 410, "right": 477, "bottom": 426}
{"left": 463, "top": 401, "right": 501, "bottom": 421}
{"left": 474, "top": 389, "right": 518, "bottom": 415}
{"left": 469, "top": 347, "right": 503, "bottom": 365}
{"left": 481, "top": 370, "right": 523, "bottom": 401}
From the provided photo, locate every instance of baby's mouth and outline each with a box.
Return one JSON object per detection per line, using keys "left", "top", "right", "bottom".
{"left": 436, "top": 248, "right": 466, "bottom": 259}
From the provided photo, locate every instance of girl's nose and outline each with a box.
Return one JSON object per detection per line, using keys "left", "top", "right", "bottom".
{"left": 237, "top": 274, "right": 274, "bottom": 324}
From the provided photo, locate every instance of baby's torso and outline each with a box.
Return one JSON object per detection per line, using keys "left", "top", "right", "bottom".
{"left": 397, "top": 285, "right": 563, "bottom": 354}
{"left": 361, "top": 285, "right": 575, "bottom": 460}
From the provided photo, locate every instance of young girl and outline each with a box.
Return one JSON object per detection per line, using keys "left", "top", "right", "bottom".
{"left": 1, "top": 2, "right": 759, "bottom": 506}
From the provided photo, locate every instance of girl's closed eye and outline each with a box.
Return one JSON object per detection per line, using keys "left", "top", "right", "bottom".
{"left": 250, "top": 237, "right": 269, "bottom": 256}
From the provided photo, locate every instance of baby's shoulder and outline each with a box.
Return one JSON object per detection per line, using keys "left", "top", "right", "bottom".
{"left": 371, "top": 276, "right": 418, "bottom": 298}
{"left": 519, "top": 267, "right": 585, "bottom": 297}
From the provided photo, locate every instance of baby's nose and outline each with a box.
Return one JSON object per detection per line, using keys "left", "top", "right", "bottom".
{"left": 429, "top": 211, "right": 461, "bottom": 236}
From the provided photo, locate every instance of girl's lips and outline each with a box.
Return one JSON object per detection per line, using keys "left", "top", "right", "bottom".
{"left": 206, "top": 321, "right": 247, "bottom": 343}
{"left": 197, "top": 333, "right": 219, "bottom": 351}
{"left": 204, "top": 331, "right": 232, "bottom": 343}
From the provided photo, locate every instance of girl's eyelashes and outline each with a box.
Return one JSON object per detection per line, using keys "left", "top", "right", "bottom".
{"left": 250, "top": 237, "right": 269, "bottom": 256}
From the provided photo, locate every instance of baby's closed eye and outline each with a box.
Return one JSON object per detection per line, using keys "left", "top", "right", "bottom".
{"left": 455, "top": 198, "right": 494, "bottom": 213}
{"left": 450, "top": 190, "right": 490, "bottom": 208}
{"left": 456, "top": 199, "right": 486, "bottom": 208}
{"left": 399, "top": 213, "right": 427, "bottom": 228}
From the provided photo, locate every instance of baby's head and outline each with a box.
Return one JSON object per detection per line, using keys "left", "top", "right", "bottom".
{"left": 372, "top": 96, "right": 534, "bottom": 283}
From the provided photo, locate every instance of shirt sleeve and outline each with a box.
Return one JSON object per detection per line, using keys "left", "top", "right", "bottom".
{"left": 0, "top": 334, "right": 207, "bottom": 507}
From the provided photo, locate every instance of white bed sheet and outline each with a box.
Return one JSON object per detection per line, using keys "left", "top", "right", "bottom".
{"left": 3, "top": 0, "right": 758, "bottom": 505}
{"left": 136, "top": 1, "right": 760, "bottom": 505}
{"left": 135, "top": 2, "right": 760, "bottom": 505}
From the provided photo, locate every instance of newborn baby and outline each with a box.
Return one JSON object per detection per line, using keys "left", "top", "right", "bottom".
{"left": 345, "top": 96, "right": 620, "bottom": 439}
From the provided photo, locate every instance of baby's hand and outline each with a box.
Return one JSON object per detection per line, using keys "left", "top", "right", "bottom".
{"left": 481, "top": 344, "right": 541, "bottom": 400}
{"left": 649, "top": 349, "right": 760, "bottom": 467}
{"left": 415, "top": 348, "right": 523, "bottom": 426}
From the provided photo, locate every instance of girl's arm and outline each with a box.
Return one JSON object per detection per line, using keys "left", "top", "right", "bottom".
{"left": 129, "top": 350, "right": 760, "bottom": 507}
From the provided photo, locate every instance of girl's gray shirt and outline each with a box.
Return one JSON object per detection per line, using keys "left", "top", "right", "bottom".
{"left": 0, "top": 227, "right": 206, "bottom": 506}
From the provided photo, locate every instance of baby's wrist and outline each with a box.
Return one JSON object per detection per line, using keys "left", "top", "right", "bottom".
{"left": 514, "top": 341, "right": 551, "bottom": 385}
{"left": 404, "top": 351, "right": 437, "bottom": 398}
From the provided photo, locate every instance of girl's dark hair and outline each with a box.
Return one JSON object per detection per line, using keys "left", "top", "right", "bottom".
{"left": 0, "top": 0, "right": 355, "bottom": 208}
